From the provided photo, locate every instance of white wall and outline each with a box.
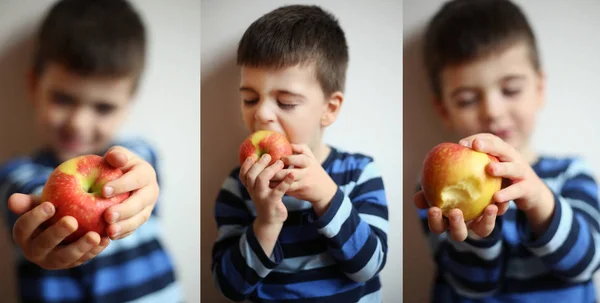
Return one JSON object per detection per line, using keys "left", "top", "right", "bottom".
{"left": 403, "top": 1, "right": 600, "bottom": 302}
{"left": 0, "top": 1, "right": 200, "bottom": 302}
{"left": 201, "top": 0, "right": 402, "bottom": 301}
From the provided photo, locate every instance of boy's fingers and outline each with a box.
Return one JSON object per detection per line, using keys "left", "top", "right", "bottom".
{"left": 29, "top": 216, "right": 78, "bottom": 261}
{"left": 107, "top": 205, "right": 152, "bottom": 240}
{"left": 76, "top": 237, "right": 111, "bottom": 265}
{"left": 447, "top": 209, "right": 468, "bottom": 242}
{"left": 282, "top": 155, "right": 310, "bottom": 168}
{"left": 105, "top": 186, "right": 155, "bottom": 224}
{"left": 290, "top": 144, "right": 311, "bottom": 155}
{"left": 271, "top": 173, "right": 294, "bottom": 198}
{"left": 104, "top": 150, "right": 128, "bottom": 169}
{"left": 13, "top": 202, "right": 55, "bottom": 246}
{"left": 496, "top": 201, "right": 510, "bottom": 216}
{"left": 256, "top": 161, "right": 284, "bottom": 190}
{"left": 103, "top": 163, "right": 154, "bottom": 198}
{"left": 54, "top": 232, "right": 99, "bottom": 267}
{"left": 239, "top": 156, "right": 257, "bottom": 187}
{"left": 427, "top": 207, "right": 447, "bottom": 234}
{"left": 413, "top": 191, "right": 429, "bottom": 209}
{"left": 471, "top": 137, "right": 518, "bottom": 162}
{"left": 487, "top": 162, "right": 526, "bottom": 180}
{"left": 8, "top": 194, "right": 41, "bottom": 215}
{"left": 493, "top": 183, "right": 526, "bottom": 204}
{"left": 245, "top": 154, "right": 271, "bottom": 189}
{"left": 471, "top": 205, "right": 497, "bottom": 238}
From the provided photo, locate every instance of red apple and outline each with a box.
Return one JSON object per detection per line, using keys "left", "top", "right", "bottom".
{"left": 40, "top": 154, "right": 130, "bottom": 244}
{"left": 239, "top": 130, "right": 293, "bottom": 166}
{"left": 420, "top": 142, "right": 502, "bottom": 221}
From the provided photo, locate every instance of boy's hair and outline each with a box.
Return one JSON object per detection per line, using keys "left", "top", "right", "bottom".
{"left": 33, "top": 0, "right": 146, "bottom": 86}
{"left": 237, "top": 5, "right": 349, "bottom": 97}
{"left": 423, "top": 0, "right": 540, "bottom": 98}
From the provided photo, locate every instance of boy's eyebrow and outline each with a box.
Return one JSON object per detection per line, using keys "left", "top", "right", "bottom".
{"left": 239, "top": 86, "right": 257, "bottom": 94}
{"left": 277, "top": 90, "right": 306, "bottom": 100}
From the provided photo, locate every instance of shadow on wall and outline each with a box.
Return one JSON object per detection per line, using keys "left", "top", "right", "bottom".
{"left": 200, "top": 42, "right": 248, "bottom": 302}
{"left": 402, "top": 26, "right": 457, "bottom": 303}
{"left": 0, "top": 25, "right": 38, "bottom": 303}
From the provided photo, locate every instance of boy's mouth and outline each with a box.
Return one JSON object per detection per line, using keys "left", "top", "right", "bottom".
{"left": 491, "top": 129, "right": 513, "bottom": 140}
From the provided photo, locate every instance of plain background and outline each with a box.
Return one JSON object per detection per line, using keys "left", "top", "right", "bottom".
{"left": 403, "top": 0, "right": 600, "bottom": 302}
{"left": 0, "top": 0, "right": 200, "bottom": 302}
{"left": 201, "top": 0, "right": 402, "bottom": 301}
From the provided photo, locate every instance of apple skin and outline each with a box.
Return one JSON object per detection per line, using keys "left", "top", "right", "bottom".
{"left": 40, "top": 154, "right": 131, "bottom": 244}
{"left": 420, "top": 142, "right": 502, "bottom": 221}
{"left": 239, "top": 130, "right": 293, "bottom": 166}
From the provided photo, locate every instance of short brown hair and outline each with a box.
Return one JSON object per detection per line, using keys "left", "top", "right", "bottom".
{"left": 237, "top": 5, "right": 349, "bottom": 96}
{"left": 33, "top": 0, "right": 146, "bottom": 86}
{"left": 423, "top": 0, "right": 540, "bottom": 98}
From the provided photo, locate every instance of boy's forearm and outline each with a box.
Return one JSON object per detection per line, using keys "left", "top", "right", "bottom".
{"left": 524, "top": 184, "right": 556, "bottom": 238}
{"left": 252, "top": 220, "right": 283, "bottom": 257}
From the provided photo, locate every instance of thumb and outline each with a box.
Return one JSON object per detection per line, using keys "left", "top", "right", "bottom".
{"left": 8, "top": 193, "right": 41, "bottom": 215}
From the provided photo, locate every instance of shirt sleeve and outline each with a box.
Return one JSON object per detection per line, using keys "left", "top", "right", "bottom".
{"left": 0, "top": 158, "right": 51, "bottom": 229}
{"left": 517, "top": 157, "right": 600, "bottom": 282}
{"left": 211, "top": 169, "right": 283, "bottom": 302}
{"left": 415, "top": 181, "right": 506, "bottom": 298}
{"left": 312, "top": 158, "right": 389, "bottom": 282}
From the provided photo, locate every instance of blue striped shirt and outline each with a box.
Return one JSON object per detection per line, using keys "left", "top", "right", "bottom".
{"left": 212, "top": 146, "right": 389, "bottom": 302}
{"left": 416, "top": 156, "right": 600, "bottom": 303}
{"left": 0, "top": 139, "right": 183, "bottom": 303}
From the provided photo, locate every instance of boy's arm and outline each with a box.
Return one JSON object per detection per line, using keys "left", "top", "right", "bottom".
{"left": 415, "top": 183, "right": 506, "bottom": 298}
{"left": 517, "top": 157, "right": 600, "bottom": 281}
{"left": 211, "top": 169, "right": 283, "bottom": 302}
{"left": 312, "top": 159, "right": 388, "bottom": 282}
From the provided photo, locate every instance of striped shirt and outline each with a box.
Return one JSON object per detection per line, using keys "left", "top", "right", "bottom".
{"left": 212, "top": 146, "right": 389, "bottom": 302}
{"left": 0, "top": 139, "right": 183, "bottom": 303}
{"left": 416, "top": 156, "right": 600, "bottom": 303}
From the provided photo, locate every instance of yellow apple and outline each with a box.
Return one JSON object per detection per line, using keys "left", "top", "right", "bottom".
{"left": 421, "top": 142, "right": 502, "bottom": 221}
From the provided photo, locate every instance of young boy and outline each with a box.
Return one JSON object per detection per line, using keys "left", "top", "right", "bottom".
{"left": 413, "top": 0, "right": 600, "bottom": 302}
{"left": 0, "top": 0, "right": 183, "bottom": 302}
{"left": 211, "top": 5, "right": 389, "bottom": 302}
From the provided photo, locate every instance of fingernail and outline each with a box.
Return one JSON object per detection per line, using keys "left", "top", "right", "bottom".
{"left": 110, "top": 212, "right": 119, "bottom": 223}
{"left": 486, "top": 208, "right": 494, "bottom": 216}
{"left": 104, "top": 186, "right": 114, "bottom": 197}
{"left": 263, "top": 154, "right": 271, "bottom": 161}
{"left": 43, "top": 203, "right": 53, "bottom": 215}
{"left": 459, "top": 140, "right": 468, "bottom": 146}
{"left": 452, "top": 215, "right": 460, "bottom": 222}
{"left": 431, "top": 209, "right": 439, "bottom": 217}
{"left": 111, "top": 225, "right": 121, "bottom": 237}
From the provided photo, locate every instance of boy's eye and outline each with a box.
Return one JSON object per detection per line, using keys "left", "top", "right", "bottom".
{"left": 456, "top": 98, "right": 477, "bottom": 108}
{"left": 243, "top": 99, "right": 258, "bottom": 105}
{"left": 502, "top": 88, "right": 521, "bottom": 97}
{"left": 51, "top": 92, "right": 75, "bottom": 106}
{"left": 277, "top": 101, "right": 297, "bottom": 110}
{"left": 95, "top": 103, "right": 116, "bottom": 115}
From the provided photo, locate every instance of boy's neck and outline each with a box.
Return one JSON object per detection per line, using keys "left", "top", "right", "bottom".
{"left": 313, "top": 142, "right": 331, "bottom": 165}
{"left": 520, "top": 144, "right": 539, "bottom": 165}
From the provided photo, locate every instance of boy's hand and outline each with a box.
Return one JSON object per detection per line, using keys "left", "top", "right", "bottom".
{"left": 414, "top": 190, "right": 508, "bottom": 242}
{"left": 101, "top": 146, "right": 160, "bottom": 240}
{"left": 459, "top": 133, "right": 555, "bottom": 236}
{"left": 239, "top": 154, "right": 294, "bottom": 226}
{"left": 273, "top": 144, "right": 338, "bottom": 216}
{"left": 8, "top": 193, "right": 110, "bottom": 270}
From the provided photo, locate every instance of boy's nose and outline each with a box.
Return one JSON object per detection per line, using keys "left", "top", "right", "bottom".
{"left": 480, "top": 95, "right": 505, "bottom": 122}
{"left": 67, "top": 108, "right": 91, "bottom": 131}
{"left": 254, "top": 101, "right": 276, "bottom": 124}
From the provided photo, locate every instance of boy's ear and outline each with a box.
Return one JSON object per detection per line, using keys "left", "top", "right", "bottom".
{"left": 432, "top": 95, "right": 453, "bottom": 130}
{"left": 536, "top": 70, "right": 546, "bottom": 109}
{"left": 321, "top": 91, "right": 344, "bottom": 127}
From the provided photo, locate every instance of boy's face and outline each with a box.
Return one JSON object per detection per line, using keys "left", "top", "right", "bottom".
{"left": 436, "top": 41, "right": 545, "bottom": 153}
{"left": 29, "top": 63, "right": 134, "bottom": 162}
{"left": 239, "top": 63, "right": 341, "bottom": 153}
